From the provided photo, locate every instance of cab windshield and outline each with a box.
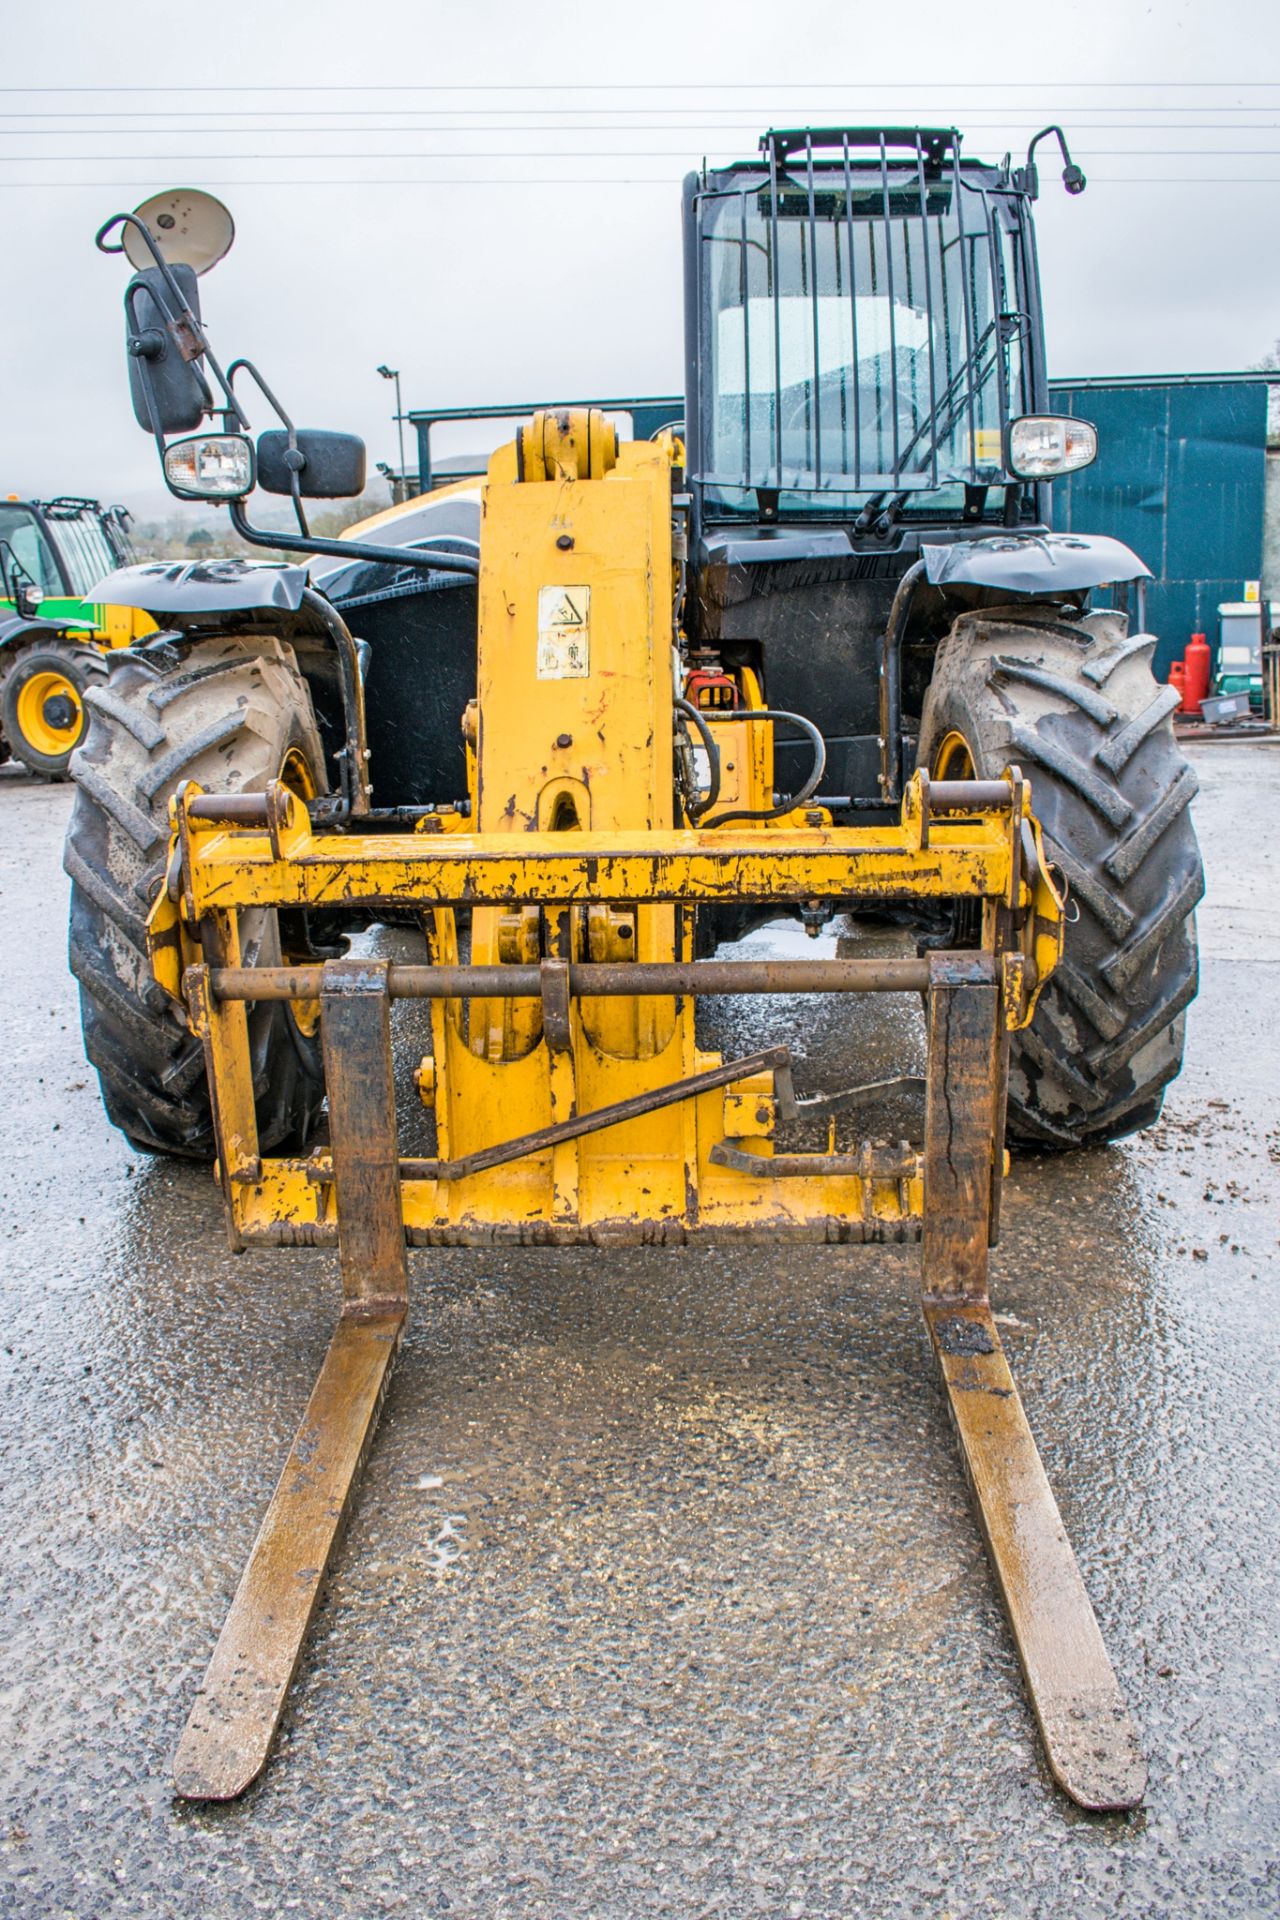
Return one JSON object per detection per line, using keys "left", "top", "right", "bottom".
{"left": 49, "top": 510, "right": 118, "bottom": 598}
{"left": 699, "top": 165, "right": 1028, "bottom": 509}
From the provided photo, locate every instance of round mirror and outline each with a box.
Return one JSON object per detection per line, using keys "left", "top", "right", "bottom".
{"left": 123, "top": 189, "right": 235, "bottom": 276}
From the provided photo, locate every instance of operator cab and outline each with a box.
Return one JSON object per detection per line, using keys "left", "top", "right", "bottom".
{"left": 680, "top": 128, "right": 1097, "bottom": 809}
{"left": 1, "top": 497, "right": 134, "bottom": 618}
{"left": 684, "top": 127, "right": 1092, "bottom": 536}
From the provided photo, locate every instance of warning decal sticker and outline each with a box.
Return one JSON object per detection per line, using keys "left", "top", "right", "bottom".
{"left": 536, "top": 585, "right": 590, "bottom": 679}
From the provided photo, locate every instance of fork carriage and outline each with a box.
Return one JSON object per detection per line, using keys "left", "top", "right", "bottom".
{"left": 166, "top": 767, "right": 1056, "bottom": 1251}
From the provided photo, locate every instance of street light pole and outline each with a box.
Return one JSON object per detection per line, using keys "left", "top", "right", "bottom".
{"left": 376, "top": 365, "right": 406, "bottom": 492}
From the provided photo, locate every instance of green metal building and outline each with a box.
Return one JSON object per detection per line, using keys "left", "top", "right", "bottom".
{"left": 1051, "top": 373, "right": 1275, "bottom": 678}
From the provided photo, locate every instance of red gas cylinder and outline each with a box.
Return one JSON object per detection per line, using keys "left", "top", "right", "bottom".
{"left": 1168, "top": 660, "right": 1187, "bottom": 709}
{"left": 1183, "top": 632, "right": 1211, "bottom": 716}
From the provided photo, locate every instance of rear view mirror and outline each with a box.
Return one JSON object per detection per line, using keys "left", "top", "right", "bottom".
{"left": 125, "top": 264, "right": 209, "bottom": 435}
{"left": 257, "top": 429, "right": 367, "bottom": 499}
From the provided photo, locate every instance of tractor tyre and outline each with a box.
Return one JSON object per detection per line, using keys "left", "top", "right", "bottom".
{"left": 64, "top": 635, "right": 329, "bottom": 1159}
{"left": 1, "top": 638, "right": 108, "bottom": 778}
{"left": 917, "top": 607, "right": 1203, "bottom": 1149}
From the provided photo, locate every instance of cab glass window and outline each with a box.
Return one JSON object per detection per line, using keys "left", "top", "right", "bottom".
{"left": 53, "top": 514, "right": 117, "bottom": 598}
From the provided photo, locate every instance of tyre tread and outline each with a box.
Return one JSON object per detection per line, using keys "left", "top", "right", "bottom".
{"left": 64, "top": 636, "right": 326, "bottom": 1159}
{"left": 918, "top": 608, "right": 1203, "bottom": 1147}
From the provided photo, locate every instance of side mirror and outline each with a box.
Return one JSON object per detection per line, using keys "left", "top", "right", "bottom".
{"left": 125, "top": 264, "right": 208, "bottom": 435}
{"left": 257, "top": 429, "right": 367, "bottom": 499}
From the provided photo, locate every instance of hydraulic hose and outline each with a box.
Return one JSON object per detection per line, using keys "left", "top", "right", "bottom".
{"left": 673, "top": 695, "right": 722, "bottom": 822}
{"left": 695, "top": 708, "right": 827, "bottom": 831}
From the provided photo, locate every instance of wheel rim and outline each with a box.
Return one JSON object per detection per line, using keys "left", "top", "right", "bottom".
{"left": 278, "top": 747, "right": 322, "bottom": 1037}
{"left": 930, "top": 730, "right": 984, "bottom": 950}
{"left": 14, "top": 669, "right": 86, "bottom": 759}
{"left": 931, "top": 728, "right": 977, "bottom": 782}
{"left": 280, "top": 746, "right": 317, "bottom": 804}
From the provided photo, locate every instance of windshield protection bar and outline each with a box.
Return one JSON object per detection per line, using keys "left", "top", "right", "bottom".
{"left": 763, "top": 127, "right": 959, "bottom": 169}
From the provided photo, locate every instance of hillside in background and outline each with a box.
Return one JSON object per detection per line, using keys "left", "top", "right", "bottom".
{"left": 123, "top": 487, "right": 392, "bottom": 562}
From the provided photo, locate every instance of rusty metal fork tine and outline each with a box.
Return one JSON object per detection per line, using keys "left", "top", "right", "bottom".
{"left": 922, "top": 953, "right": 1146, "bottom": 1812}
{"left": 173, "top": 957, "right": 409, "bottom": 1801}
{"left": 171, "top": 1311, "right": 405, "bottom": 1801}
{"left": 923, "top": 1300, "right": 1146, "bottom": 1810}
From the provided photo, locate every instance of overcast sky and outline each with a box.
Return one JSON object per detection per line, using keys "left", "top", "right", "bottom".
{"left": 3, "top": 0, "right": 1278, "bottom": 507}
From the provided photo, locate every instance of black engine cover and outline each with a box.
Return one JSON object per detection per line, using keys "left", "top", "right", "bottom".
{"left": 694, "top": 535, "right": 913, "bottom": 802}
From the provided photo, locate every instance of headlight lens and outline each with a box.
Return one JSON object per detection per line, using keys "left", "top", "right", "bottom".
{"left": 1006, "top": 415, "right": 1098, "bottom": 479}
{"left": 163, "top": 433, "right": 254, "bottom": 499}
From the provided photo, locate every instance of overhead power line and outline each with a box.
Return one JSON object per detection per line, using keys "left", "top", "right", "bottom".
{"left": 0, "top": 123, "right": 1275, "bottom": 136}
{"left": 2, "top": 176, "right": 1275, "bottom": 189}
{"left": 1, "top": 148, "right": 1276, "bottom": 161}
{"left": 0, "top": 81, "right": 1276, "bottom": 91}
{"left": 2, "top": 107, "right": 1279, "bottom": 120}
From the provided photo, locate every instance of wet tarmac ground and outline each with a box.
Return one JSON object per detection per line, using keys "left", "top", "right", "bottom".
{"left": 1, "top": 741, "right": 1278, "bottom": 1919}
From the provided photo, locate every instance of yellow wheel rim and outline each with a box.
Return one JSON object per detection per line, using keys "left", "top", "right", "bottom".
{"left": 280, "top": 746, "right": 317, "bottom": 805}
{"left": 279, "top": 747, "right": 322, "bottom": 1037}
{"left": 932, "top": 728, "right": 977, "bottom": 782}
{"left": 14, "top": 670, "right": 85, "bottom": 759}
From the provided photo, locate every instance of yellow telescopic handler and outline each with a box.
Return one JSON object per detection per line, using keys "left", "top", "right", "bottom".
{"left": 68, "top": 144, "right": 1201, "bottom": 1811}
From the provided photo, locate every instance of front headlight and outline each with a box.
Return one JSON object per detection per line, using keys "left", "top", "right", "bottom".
{"left": 163, "top": 432, "right": 255, "bottom": 500}
{"left": 1005, "top": 414, "right": 1098, "bottom": 479}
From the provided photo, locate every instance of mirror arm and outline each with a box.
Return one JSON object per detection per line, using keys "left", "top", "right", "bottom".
{"left": 1019, "top": 126, "right": 1087, "bottom": 199}
{"left": 226, "top": 499, "right": 480, "bottom": 577}
{"left": 0, "top": 539, "right": 48, "bottom": 622}
{"left": 227, "top": 358, "right": 312, "bottom": 537}
{"left": 227, "top": 356, "right": 296, "bottom": 432}
{"left": 0, "top": 538, "right": 25, "bottom": 608}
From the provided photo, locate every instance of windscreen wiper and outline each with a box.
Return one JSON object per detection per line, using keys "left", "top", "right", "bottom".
{"left": 894, "top": 317, "right": 1001, "bottom": 480}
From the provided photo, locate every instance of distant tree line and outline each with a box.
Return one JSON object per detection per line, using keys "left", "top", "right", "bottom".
{"left": 128, "top": 491, "right": 390, "bottom": 562}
